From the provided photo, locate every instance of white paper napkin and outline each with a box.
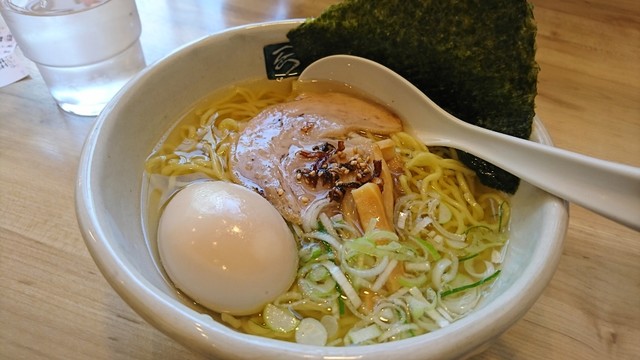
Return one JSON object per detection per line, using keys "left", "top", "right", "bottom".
{"left": 0, "top": 24, "right": 29, "bottom": 88}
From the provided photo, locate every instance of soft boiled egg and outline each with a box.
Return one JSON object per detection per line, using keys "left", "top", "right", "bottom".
{"left": 158, "top": 181, "right": 298, "bottom": 315}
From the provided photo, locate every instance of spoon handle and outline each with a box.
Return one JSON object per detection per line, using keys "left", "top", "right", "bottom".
{"left": 400, "top": 72, "right": 640, "bottom": 231}
{"left": 448, "top": 122, "right": 640, "bottom": 231}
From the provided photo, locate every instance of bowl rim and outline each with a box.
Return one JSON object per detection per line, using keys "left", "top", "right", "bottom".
{"left": 75, "top": 19, "right": 569, "bottom": 359}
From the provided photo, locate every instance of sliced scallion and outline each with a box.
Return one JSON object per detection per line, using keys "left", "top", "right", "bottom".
{"left": 458, "top": 253, "right": 479, "bottom": 262}
{"left": 411, "top": 236, "right": 441, "bottom": 260}
{"left": 440, "top": 270, "right": 501, "bottom": 298}
{"left": 338, "top": 294, "right": 346, "bottom": 315}
{"left": 263, "top": 304, "right": 300, "bottom": 333}
{"left": 295, "top": 318, "right": 328, "bottom": 346}
{"left": 349, "top": 324, "right": 382, "bottom": 344}
{"left": 322, "top": 261, "right": 362, "bottom": 308}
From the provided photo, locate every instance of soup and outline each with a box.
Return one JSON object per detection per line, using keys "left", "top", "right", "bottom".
{"left": 143, "top": 78, "right": 510, "bottom": 346}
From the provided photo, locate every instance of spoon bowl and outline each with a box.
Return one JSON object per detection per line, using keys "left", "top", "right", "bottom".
{"left": 299, "top": 55, "right": 640, "bottom": 230}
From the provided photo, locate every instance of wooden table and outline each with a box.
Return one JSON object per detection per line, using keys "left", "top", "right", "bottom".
{"left": 1, "top": 0, "right": 638, "bottom": 359}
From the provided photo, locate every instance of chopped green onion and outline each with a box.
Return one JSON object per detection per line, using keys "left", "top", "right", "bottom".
{"left": 368, "top": 229, "right": 400, "bottom": 243}
{"left": 338, "top": 296, "right": 346, "bottom": 315}
{"left": 308, "top": 264, "right": 331, "bottom": 282}
{"left": 397, "top": 211, "right": 409, "bottom": 229}
{"left": 425, "top": 308, "right": 450, "bottom": 328}
{"left": 263, "top": 304, "right": 300, "bottom": 333}
{"left": 371, "top": 259, "right": 399, "bottom": 291}
{"left": 338, "top": 294, "right": 346, "bottom": 315}
{"left": 411, "top": 236, "right": 441, "bottom": 260}
{"left": 437, "top": 203, "right": 452, "bottom": 224}
{"left": 322, "top": 261, "right": 362, "bottom": 308}
{"left": 300, "top": 242, "right": 327, "bottom": 262}
{"left": 316, "top": 219, "right": 327, "bottom": 233}
{"left": 295, "top": 318, "right": 328, "bottom": 346}
{"left": 307, "top": 231, "right": 342, "bottom": 254}
{"left": 458, "top": 253, "right": 479, "bottom": 262}
{"left": 298, "top": 278, "right": 337, "bottom": 300}
{"left": 463, "top": 225, "right": 492, "bottom": 234}
{"left": 397, "top": 272, "right": 428, "bottom": 288}
{"left": 407, "top": 295, "right": 430, "bottom": 319}
{"left": 321, "top": 315, "right": 339, "bottom": 338}
{"left": 404, "top": 261, "right": 430, "bottom": 272}
{"left": 310, "top": 247, "right": 323, "bottom": 260}
{"left": 343, "top": 254, "right": 390, "bottom": 279}
{"left": 378, "top": 323, "right": 420, "bottom": 342}
{"left": 410, "top": 215, "right": 433, "bottom": 235}
{"left": 441, "top": 270, "right": 501, "bottom": 298}
{"left": 349, "top": 324, "right": 382, "bottom": 344}
{"left": 319, "top": 212, "right": 339, "bottom": 239}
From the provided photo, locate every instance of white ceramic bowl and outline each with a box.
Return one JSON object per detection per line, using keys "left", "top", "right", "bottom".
{"left": 76, "top": 20, "right": 568, "bottom": 360}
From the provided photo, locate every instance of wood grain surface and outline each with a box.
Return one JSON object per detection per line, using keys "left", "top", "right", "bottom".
{"left": 1, "top": 0, "right": 638, "bottom": 359}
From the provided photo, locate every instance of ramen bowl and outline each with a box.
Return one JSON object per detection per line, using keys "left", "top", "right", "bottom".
{"left": 76, "top": 20, "right": 568, "bottom": 359}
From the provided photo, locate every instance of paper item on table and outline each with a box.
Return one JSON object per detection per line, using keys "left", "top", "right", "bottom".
{"left": 0, "top": 25, "right": 29, "bottom": 88}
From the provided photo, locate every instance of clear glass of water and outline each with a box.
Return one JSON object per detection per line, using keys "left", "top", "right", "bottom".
{"left": 0, "top": 0, "right": 146, "bottom": 116}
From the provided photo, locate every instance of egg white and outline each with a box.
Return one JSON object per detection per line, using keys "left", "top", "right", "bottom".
{"left": 158, "top": 181, "right": 298, "bottom": 315}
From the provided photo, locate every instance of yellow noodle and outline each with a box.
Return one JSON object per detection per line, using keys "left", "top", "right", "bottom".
{"left": 146, "top": 80, "right": 293, "bottom": 181}
{"left": 391, "top": 131, "right": 507, "bottom": 235}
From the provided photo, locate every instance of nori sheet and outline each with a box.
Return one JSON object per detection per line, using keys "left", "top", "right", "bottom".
{"left": 287, "top": 0, "right": 539, "bottom": 193}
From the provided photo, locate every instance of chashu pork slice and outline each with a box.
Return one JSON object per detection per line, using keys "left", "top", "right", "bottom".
{"left": 231, "top": 92, "right": 402, "bottom": 225}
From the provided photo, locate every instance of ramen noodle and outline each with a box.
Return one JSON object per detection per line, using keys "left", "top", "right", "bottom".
{"left": 144, "top": 78, "right": 510, "bottom": 346}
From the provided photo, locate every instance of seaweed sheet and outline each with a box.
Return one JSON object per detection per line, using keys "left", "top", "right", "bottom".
{"left": 287, "top": 0, "right": 539, "bottom": 193}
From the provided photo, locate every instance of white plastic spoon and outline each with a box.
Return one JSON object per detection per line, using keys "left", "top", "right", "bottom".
{"left": 298, "top": 55, "right": 640, "bottom": 230}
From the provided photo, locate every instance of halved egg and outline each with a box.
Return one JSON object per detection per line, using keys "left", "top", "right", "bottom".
{"left": 158, "top": 181, "right": 298, "bottom": 315}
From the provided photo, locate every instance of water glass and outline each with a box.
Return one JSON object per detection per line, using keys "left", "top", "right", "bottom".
{"left": 0, "top": 0, "right": 146, "bottom": 116}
